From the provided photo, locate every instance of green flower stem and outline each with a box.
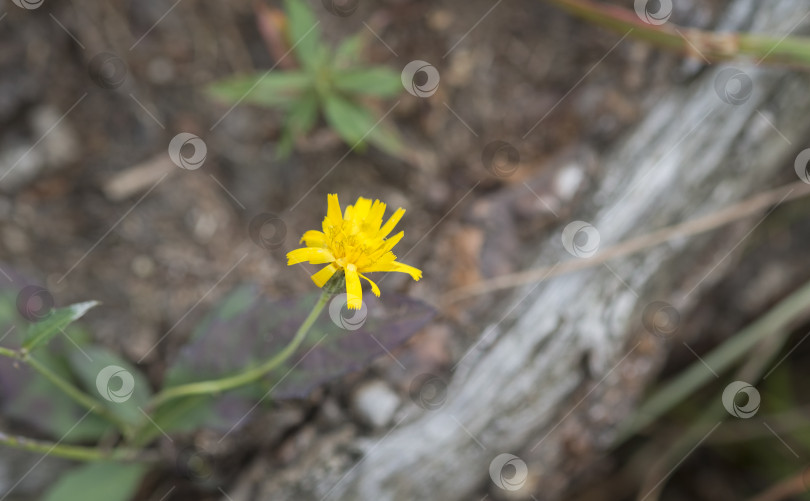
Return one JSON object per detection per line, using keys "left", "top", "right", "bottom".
{"left": 544, "top": 0, "right": 810, "bottom": 67}
{"left": 0, "top": 347, "right": 131, "bottom": 435}
{"left": 0, "top": 431, "right": 156, "bottom": 463}
{"left": 148, "top": 290, "right": 332, "bottom": 410}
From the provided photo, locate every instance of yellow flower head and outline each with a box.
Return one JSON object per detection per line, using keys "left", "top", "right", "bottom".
{"left": 287, "top": 194, "right": 422, "bottom": 309}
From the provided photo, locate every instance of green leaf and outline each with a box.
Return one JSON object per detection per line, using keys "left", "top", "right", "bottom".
{"left": 277, "top": 93, "right": 320, "bottom": 158}
{"left": 334, "top": 32, "right": 366, "bottom": 68}
{"left": 365, "top": 122, "right": 405, "bottom": 158}
{"left": 288, "top": 93, "right": 320, "bottom": 136}
{"left": 284, "top": 0, "right": 323, "bottom": 71}
{"left": 277, "top": 129, "right": 295, "bottom": 159}
{"left": 42, "top": 462, "right": 148, "bottom": 501}
{"left": 333, "top": 67, "right": 403, "bottom": 98}
{"left": 67, "top": 346, "right": 152, "bottom": 428}
{"left": 322, "top": 94, "right": 375, "bottom": 151}
{"left": 208, "top": 71, "right": 311, "bottom": 107}
{"left": 323, "top": 94, "right": 404, "bottom": 156}
{"left": 0, "top": 290, "right": 19, "bottom": 333}
{"left": 164, "top": 285, "right": 435, "bottom": 422}
{"left": 0, "top": 275, "right": 109, "bottom": 441}
{"left": 0, "top": 280, "right": 110, "bottom": 442}
{"left": 23, "top": 301, "right": 99, "bottom": 352}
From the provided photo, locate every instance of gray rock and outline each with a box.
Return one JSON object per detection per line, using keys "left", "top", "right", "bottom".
{"left": 351, "top": 380, "right": 401, "bottom": 429}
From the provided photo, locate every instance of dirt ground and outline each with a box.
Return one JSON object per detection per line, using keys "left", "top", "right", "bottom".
{"left": 2, "top": 0, "right": 810, "bottom": 500}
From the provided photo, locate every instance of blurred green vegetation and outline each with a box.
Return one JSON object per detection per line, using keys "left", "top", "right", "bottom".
{"left": 209, "top": 0, "right": 404, "bottom": 159}
{"left": 616, "top": 279, "right": 810, "bottom": 500}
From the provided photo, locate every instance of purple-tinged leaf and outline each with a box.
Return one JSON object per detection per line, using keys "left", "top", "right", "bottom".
{"left": 164, "top": 284, "right": 436, "bottom": 404}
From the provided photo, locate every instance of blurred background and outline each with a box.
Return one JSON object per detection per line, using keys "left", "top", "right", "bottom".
{"left": 1, "top": 0, "right": 810, "bottom": 500}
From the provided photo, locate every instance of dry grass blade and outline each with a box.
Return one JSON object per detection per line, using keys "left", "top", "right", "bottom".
{"left": 442, "top": 181, "right": 810, "bottom": 305}
{"left": 628, "top": 284, "right": 810, "bottom": 500}
{"left": 616, "top": 279, "right": 810, "bottom": 445}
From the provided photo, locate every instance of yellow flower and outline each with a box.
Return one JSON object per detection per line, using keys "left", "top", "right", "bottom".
{"left": 287, "top": 194, "right": 422, "bottom": 309}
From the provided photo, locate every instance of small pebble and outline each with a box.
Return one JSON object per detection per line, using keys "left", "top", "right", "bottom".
{"left": 352, "top": 380, "right": 401, "bottom": 428}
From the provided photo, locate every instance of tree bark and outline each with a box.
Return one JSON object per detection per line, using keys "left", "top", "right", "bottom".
{"left": 242, "top": 1, "right": 810, "bottom": 499}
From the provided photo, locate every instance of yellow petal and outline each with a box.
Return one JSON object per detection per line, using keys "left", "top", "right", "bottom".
{"left": 366, "top": 200, "right": 386, "bottom": 231}
{"left": 351, "top": 197, "right": 372, "bottom": 221}
{"left": 379, "top": 208, "right": 405, "bottom": 238}
{"left": 326, "top": 194, "right": 343, "bottom": 226}
{"left": 287, "top": 247, "right": 334, "bottom": 265}
{"left": 381, "top": 231, "right": 404, "bottom": 252}
{"left": 322, "top": 217, "right": 337, "bottom": 235}
{"left": 300, "top": 230, "right": 326, "bottom": 247}
{"left": 345, "top": 263, "right": 363, "bottom": 309}
{"left": 311, "top": 263, "right": 338, "bottom": 287}
{"left": 366, "top": 261, "right": 422, "bottom": 281}
{"left": 360, "top": 273, "right": 381, "bottom": 296}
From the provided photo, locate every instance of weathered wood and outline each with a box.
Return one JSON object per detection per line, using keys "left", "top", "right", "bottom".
{"left": 245, "top": 1, "right": 810, "bottom": 499}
